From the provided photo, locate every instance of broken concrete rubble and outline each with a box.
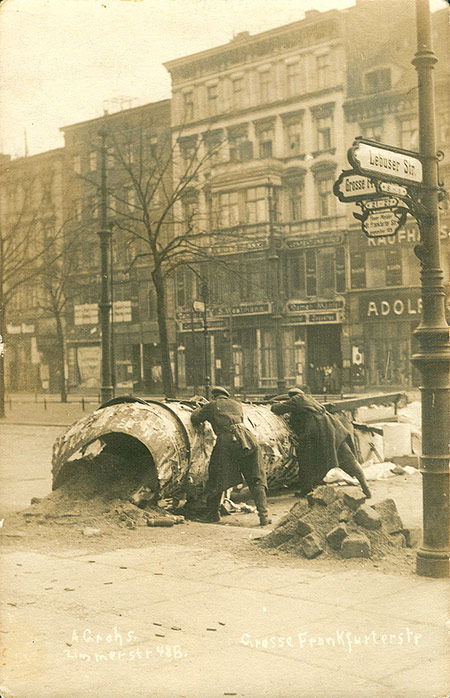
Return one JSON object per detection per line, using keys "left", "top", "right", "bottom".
{"left": 341, "top": 533, "right": 371, "bottom": 558}
{"left": 299, "top": 533, "right": 323, "bottom": 558}
{"left": 259, "top": 482, "right": 415, "bottom": 563}
{"left": 342, "top": 487, "right": 367, "bottom": 511}
{"left": 353, "top": 504, "right": 382, "bottom": 530}
{"left": 326, "top": 524, "right": 348, "bottom": 551}
{"left": 372, "top": 498, "right": 404, "bottom": 534}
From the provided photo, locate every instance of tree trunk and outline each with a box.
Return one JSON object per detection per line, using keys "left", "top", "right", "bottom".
{"left": 152, "top": 268, "right": 175, "bottom": 398}
{"left": 55, "top": 311, "right": 67, "bottom": 403}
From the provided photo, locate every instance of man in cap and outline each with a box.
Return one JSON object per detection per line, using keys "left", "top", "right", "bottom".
{"left": 271, "top": 387, "right": 371, "bottom": 498}
{"left": 190, "top": 386, "right": 271, "bottom": 525}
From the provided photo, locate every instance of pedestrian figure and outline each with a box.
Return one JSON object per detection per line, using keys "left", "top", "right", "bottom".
{"left": 190, "top": 386, "right": 271, "bottom": 525}
{"left": 271, "top": 387, "right": 371, "bottom": 498}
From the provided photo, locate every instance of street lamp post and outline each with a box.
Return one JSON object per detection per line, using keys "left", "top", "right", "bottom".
{"left": 412, "top": 0, "right": 450, "bottom": 577}
{"left": 98, "top": 129, "right": 113, "bottom": 404}
{"left": 200, "top": 281, "right": 210, "bottom": 399}
{"left": 268, "top": 181, "right": 286, "bottom": 393}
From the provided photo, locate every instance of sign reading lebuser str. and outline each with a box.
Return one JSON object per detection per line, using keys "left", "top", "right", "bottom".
{"left": 348, "top": 138, "right": 423, "bottom": 186}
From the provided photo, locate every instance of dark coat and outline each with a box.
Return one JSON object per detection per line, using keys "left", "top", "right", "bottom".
{"left": 191, "top": 396, "right": 265, "bottom": 492}
{"left": 271, "top": 393, "right": 357, "bottom": 488}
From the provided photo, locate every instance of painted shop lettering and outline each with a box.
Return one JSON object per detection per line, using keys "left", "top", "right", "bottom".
{"left": 367, "top": 298, "right": 422, "bottom": 317}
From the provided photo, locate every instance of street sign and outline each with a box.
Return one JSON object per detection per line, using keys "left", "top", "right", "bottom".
{"left": 354, "top": 207, "right": 407, "bottom": 238}
{"left": 333, "top": 169, "right": 377, "bottom": 202}
{"left": 348, "top": 138, "right": 423, "bottom": 186}
{"left": 376, "top": 180, "right": 409, "bottom": 197}
{"left": 361, "top": 196, "right": 400, "bottom": 211}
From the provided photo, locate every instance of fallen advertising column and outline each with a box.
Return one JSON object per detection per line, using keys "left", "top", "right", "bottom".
{"left": 52, "top": 397, "right": 299, "bottom": 499}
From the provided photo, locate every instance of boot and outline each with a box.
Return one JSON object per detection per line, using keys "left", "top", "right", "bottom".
{"left": 203, "top": 491, "right": 222, "bottom": 523}
{"left": 351, "top": 463, "right": 372, "bottom": 499}
{"left": 249, "top": 483, "right": 272, "bottom": 526}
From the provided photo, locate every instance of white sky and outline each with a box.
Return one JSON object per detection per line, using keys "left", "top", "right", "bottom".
{"left": 0, "top": 0, "right": 447, "bottom": 157}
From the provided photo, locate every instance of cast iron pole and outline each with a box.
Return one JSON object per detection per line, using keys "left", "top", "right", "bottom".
{"left": 98, "top": 129, "right": 113, "bottom": 404}
{"left": 200, "top": 281, "right": 210, "bottom": 399}
{"left": 412, "top": 0, "right": 450, "bottom": 577}
{"left": 268, "top": 181, "right": 286, "bottom": 392}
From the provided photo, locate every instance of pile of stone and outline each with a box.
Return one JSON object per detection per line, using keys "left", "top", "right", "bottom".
{"left": 260, "top": 485, "right": 421, "bottom": 559}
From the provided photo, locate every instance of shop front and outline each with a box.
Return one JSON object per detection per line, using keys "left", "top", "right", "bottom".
{"left": 349, "top": 288, "right": 424, "bottom": 389}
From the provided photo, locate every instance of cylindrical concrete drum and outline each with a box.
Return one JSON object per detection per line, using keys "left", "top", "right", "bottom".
{"left": 52, "top": 398, "right": 299, "bottom": 496}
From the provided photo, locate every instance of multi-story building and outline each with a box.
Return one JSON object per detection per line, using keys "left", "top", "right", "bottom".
{"left": 0, "top": 148, "right": 65, "bottom": 392}
{"left": 165, "top": 8, "right": 350, "bottom": 394}
{"left": 60, "top": 99, "right": 173, "bottom": 394}
{"left": 342, "top": 0, "right": 450, "bottom": 389}
{"left": 165, "top": 0, "right": 449, "bottom": 395}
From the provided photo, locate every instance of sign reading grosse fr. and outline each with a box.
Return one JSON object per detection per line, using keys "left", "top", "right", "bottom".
{"left": 348, "top": 138, "right": 423, "bottom": 186}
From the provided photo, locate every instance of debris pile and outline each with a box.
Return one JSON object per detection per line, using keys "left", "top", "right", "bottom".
{"left": 19, "top": 451, "right": 182, "bottom": 532}
{"left": 259, "top": 485, "right": 421, "bottom": 560}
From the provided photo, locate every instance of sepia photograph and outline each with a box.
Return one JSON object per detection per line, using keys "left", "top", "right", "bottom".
{"left": 0, "top": 0, "right": 449, "bottom": 696}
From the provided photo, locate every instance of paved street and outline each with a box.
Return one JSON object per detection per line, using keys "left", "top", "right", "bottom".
{"left": 0, "top": 535, "right": 448, "bottom": 698}
{"left": 0, "top": 407, "right": 448, "bottom": 697}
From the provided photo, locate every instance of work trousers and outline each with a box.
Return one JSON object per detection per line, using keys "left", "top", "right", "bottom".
{"left": 206, "top": 476, "right": 268, "bottom": 519}
{"left": 337, "top": 442, "right": 371, "bottom": 496}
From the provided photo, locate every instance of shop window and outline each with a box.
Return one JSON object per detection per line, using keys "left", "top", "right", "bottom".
{"left": 365, "top": 68, "right": 391, "bottom": 94}
{"left": 350, "top": 251, "right": 366, "bottom": 289}
{"left": 285, "top": 120, "right": 303, "bottom": 156}
{"left": 207, "top": 84, "right": 218, "bottom": 116}
{"left": 245, "top": 187, "right": 267, "bottom": 224}
{"left": 366, "top": 248, "right": 386, "bottom": 287}
{"left": 260, "top": 329, "right": 276, "bottom": 381}
{"left": 399, "top": 118, "right": 419, "bottom": 150}
{"left": 386, "top": 249, "right": 402, "bottom": 286}
{"left": 305, "top": 249, "right": 317, "bottom": 297}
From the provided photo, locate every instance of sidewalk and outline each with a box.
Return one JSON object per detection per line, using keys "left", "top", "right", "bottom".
{"left": 0, "top": 525, "right": 448, "bottom": 698}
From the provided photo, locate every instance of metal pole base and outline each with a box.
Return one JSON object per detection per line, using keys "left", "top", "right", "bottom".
{"left": 416, "top": 548, "right": 449, "bottom": 578}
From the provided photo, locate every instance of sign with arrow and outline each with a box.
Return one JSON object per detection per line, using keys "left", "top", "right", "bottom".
{"left": 348, "top": 138, "right": 423, "bottom": 186}
{"left": 333, "top": 169, "right": 377, "bottom": 202}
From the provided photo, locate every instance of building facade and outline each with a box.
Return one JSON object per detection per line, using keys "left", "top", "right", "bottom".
{"left": 60, "top": 99, "right": 174, "bottom": 394}
{"left": 165, "top": 0, "right": 450, "bottom": 395}
{"left": 166, "top": 8, "right": 350, "bottom": 395}
{"left": 342, "top": 0, "right": 450, "bottom": 389}
{"left": 0, "top": 148, "right": 65, "bottom": 392}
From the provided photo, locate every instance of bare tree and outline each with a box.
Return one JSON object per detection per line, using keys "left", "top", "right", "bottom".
{"left": 0, "top": 172, "right": 66, "bottom": 416}
{"left": 82, "top": 117, "right": 227, "bottom": 398}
